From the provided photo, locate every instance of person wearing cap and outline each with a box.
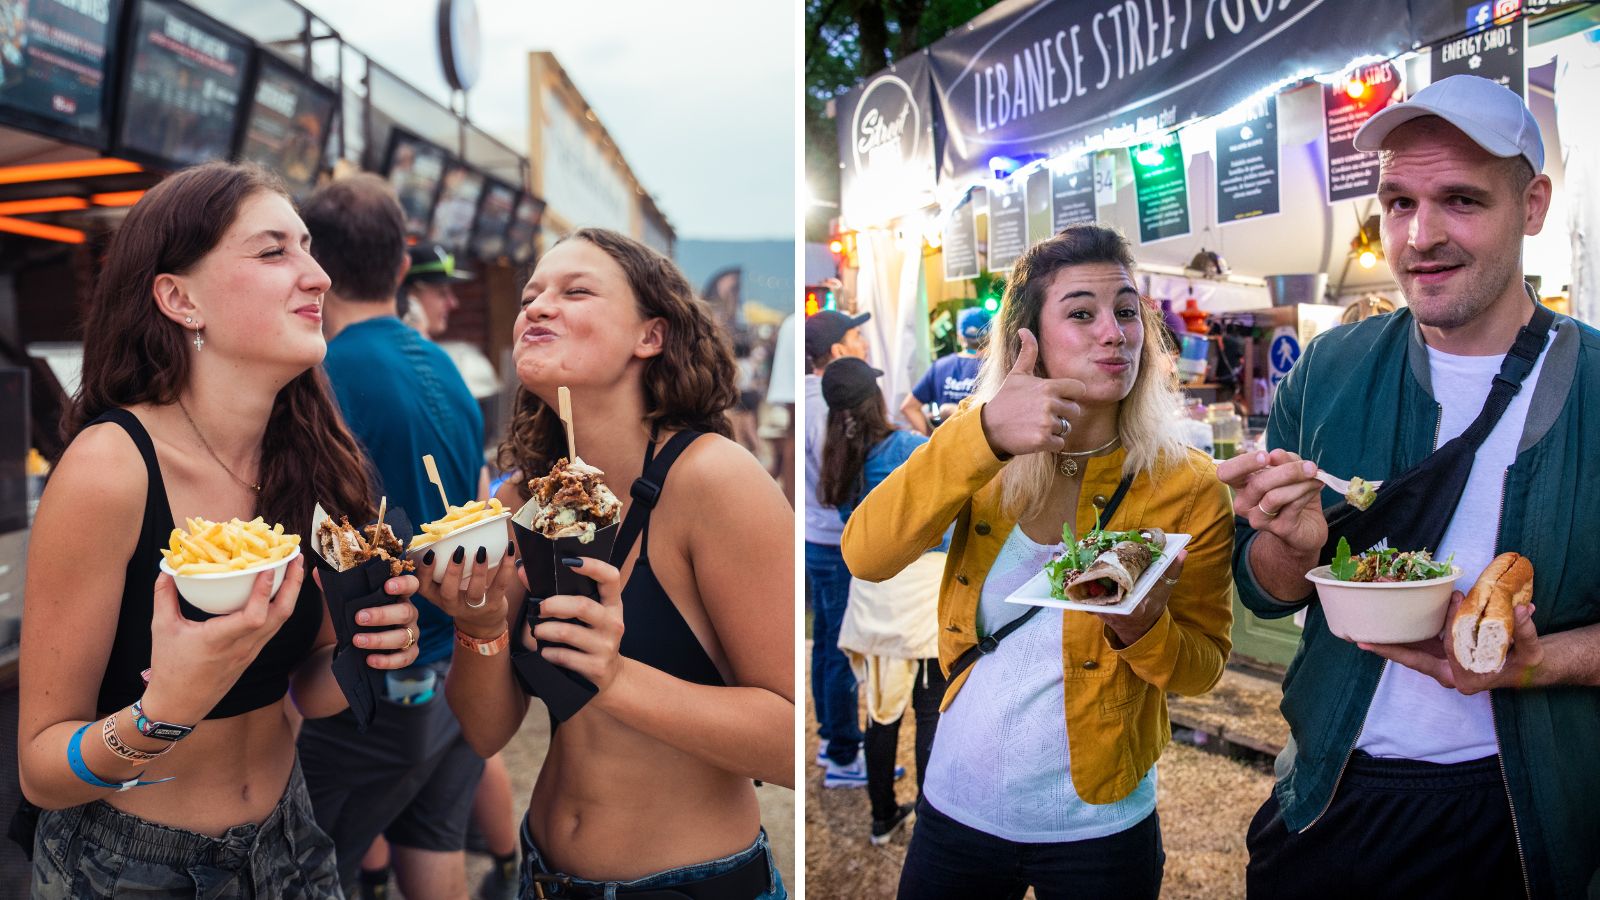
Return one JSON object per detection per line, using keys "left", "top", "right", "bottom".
{"left": 843, "top": 224, "right": 1235, "bottom": 898}
{"left": 401, "top": 244, "right": 472, "bottom": 338}
{"left": 296, "top": 175, "right": 501, "bottom": 900}
{"left": 818, "top": 356, "right": 948, "bottom": 846}
{"left": 804, "top": 309, "right": 876, "bottom": 786}
{"left": 901, "top": 306, "right": 991, "bottom": 435}
{"left": 1219, "top": 75, "right": 1600, "bottom": 898}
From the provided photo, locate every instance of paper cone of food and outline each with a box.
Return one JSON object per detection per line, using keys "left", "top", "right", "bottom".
{"left": 309, "top": 502, "right": 418, "bottom": 732}
{"left": 508, "top": 595, "right": 598, "bottom": 722}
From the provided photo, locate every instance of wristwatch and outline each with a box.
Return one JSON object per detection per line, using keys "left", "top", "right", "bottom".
{"left": 456, "top": 627, "right": 511, "bottom": 656}
{"left": 131, "top": 697, "right": 194, "bottom": 742}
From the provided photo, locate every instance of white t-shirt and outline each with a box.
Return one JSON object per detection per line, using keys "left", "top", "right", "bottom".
{"left": 803, "top": 374, "right": 843, "bottom": 545}
{"left": 922, "top": 525, "right": 1157, "bottom": 842}
{"left": 766, "top": 315, "right": 796, "bottom": 406}
{"left": 1355, "top": 337, "right": 1547, "bottom": 762}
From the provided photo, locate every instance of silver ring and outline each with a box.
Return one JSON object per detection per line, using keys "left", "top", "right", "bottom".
{"left": 1162, "top": 576, "right": 1180, "bottom": 586}
{"left": 1057, "top": 416, "right": 1071, "bottom": 436}
{"left": 466, "top": 595, "right": 488, "bottom": 609}
{"left": 1259, "top": 504, "right": 1281, "bottom": 519}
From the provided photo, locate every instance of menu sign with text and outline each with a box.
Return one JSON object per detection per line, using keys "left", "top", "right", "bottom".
{"left": 505, "top": 193, "right": 545, "bottom": 265}
{"left": 1324, "top": 61, "right": 1403, "bottom": 203}
{"left": 1432, "top": 20, "right": 1524, "bottom": 98}
{"left": 986, "top": 177, "right": 1027, "bottom": 271}
{"left": 239, "top": 54, "right": 335, "bottom": 199}
{"left": 117, "top": 0, "right": 249, "bottom": 167}
{"left": 1025, "top": 166, "right": 1051, "bottom": 246}
{"left": 1215, "top": 94, "right": 1280, "bottom": 223}
{"left": 942, "top": 188, "right": 979, "bottom": 281}
{"left": 427, "top": 161, "right": 485, "bottom": 250}
{"left": 1131, "top": 137, "right": 1190, "bottom": 244}
{"left": 1051, "top": 155, "right": 1096, "bottom": 231}
{"left": 0, "top": 0, "right": 123, "bottom": 147}
{"left": 386, "top": 130, "right": 447, "bottom": 239}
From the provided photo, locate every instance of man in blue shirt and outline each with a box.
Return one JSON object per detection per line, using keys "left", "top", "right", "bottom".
{"left": 296, "top": 174, "right": 493, "bottom": 900}
{"left": 901, "top": 306, "right": 989, "bottom": 434}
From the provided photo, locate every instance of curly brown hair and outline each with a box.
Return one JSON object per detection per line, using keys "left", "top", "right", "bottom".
{"left": 65, "top": 161, "right": 375, "bottom": 537}
{"left": 496, "top": 228, "right": 738, "bottom": 498}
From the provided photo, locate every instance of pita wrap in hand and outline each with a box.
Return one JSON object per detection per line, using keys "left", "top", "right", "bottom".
{"left": 1065, "top": 529, "right": 1166, "bottom": 605}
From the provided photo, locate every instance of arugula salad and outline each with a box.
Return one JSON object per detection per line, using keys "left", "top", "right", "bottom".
{"left": 1328, "top": 536, "right": 1455, "bottom": 583}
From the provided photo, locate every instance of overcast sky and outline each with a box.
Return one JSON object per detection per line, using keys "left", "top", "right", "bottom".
{"left": 305, "top": 1, "right": 796, "bottom": 241}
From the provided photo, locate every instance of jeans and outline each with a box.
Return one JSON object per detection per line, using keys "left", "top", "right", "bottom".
{"left": 865, "top": 658, "right": 946, "bottom": 822}
{"left": 805, "top": 541, "right": 860, "bottom": 764}
{"left": 896, "top": 799, "right": 1163, "bottom": 900}
{"left": 519, "top": 818, "right": 787, "bottom": 899}
{"left": 31, "top": 759, "right": 340, "bottom": 899}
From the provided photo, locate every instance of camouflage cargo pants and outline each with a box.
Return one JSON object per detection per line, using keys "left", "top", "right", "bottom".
{"left": 30, "top": 760, "right": 341, "bottom": 899}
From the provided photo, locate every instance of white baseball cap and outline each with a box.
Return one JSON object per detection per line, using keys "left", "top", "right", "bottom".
{"left": 1353, "top": 74, "right": 1543, "bottom": 173}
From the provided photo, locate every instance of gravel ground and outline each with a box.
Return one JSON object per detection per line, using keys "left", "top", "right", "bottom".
{"left": 804, "top": 643, "right": 1276, "bottom": 899}
{"left": 453, "top": 702, "right": 795, "bottom": 898}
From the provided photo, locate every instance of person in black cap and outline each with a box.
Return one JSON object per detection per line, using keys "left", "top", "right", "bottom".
{"left": 818, "top": 356, "right": 947, "bottom": 845}
{"left": 400, "top": 244, "right": 473, "bottom": 339}
{"left": 803, "top": 309, "right": 879, "bottom": 786}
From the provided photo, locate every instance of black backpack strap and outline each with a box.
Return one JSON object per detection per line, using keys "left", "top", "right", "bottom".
{"left": 609, "top": 429, "right": 704, "bottom": 567}
{"left": 945, "top": 474, "right": 1135, "bottom": 685}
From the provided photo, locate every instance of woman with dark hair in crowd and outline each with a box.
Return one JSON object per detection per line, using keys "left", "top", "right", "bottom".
{"left": 419, "top": 228, "right": 794, "bottom": 898}
{"left": 18, "top": 161, "right": 422, "bottom": 898}
{"left": 818, "top": 355, "right": 948, "bottom": 848}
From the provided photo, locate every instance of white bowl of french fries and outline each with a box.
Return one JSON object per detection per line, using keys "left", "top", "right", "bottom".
{"left": 159, "top": 517, "right": 304, "bottom": 615}
{"left": 407, "top": 499, "right": 511, "bottom": 583}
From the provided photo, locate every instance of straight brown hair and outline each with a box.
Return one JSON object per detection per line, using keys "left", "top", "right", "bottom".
{"left": 66, "top": 161, "right": 375, "bottom": 536}
{"left": 498, "top": 228, "right": 737, "bottom": 495}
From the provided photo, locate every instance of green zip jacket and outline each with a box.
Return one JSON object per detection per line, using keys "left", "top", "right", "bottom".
{"left": 1235, "top": 303, "right": 1600, "bottom": 899}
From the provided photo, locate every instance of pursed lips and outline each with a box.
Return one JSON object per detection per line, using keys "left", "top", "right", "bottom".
{"left": 521, "top": 325, "right": 559, "bottom": 343}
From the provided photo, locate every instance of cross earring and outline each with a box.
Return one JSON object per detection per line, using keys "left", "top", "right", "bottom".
{"left": 192, "top": 328, "right": 204, "bottom": 351}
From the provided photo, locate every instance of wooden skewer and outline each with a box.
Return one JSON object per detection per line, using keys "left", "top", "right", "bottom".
{"left": 377, "top": 495, "right": 387, "bottom": 526}
{"left": 558, "top": 386, "right": 578, "bottom": 463}
{"left": 422, "top": 455, "right": 450, "bottom": 511}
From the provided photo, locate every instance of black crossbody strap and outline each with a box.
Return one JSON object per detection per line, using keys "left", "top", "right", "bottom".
{"left": 1458, "top": 302, "right": 1555, "bottom": 450}
{"left": 945, "top": 473, "right": 1135, "bottom": 685}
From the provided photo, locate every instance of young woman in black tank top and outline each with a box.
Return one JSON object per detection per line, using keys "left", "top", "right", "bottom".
{"left": 416, "top": 229, "right": 795, "bottom": 898}
{"left": 18, "top": 163, "right": 423, "bottom": 898}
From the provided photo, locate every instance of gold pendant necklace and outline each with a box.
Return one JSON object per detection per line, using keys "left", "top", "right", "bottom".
{"left": 178, "top": 398, "right": 262, "bottom": 494}
{"left": 1057, "top": 435, "right": 1121, "bottom": 477}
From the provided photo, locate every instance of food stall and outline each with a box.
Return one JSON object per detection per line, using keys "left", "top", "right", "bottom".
{"left": 831, "top": 0, "right": 1600, "bottom": 669}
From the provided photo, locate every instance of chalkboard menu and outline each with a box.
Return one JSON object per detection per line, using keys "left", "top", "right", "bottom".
{"left": 0, "top": 0, "right": 124, "bottom": 148}
{"left": 471, "top": 179, "right": 517, "bottom": 260}
{"left": 116, "top": 0, "right": 250, "bottom": 168}
{"left": 427, "top": 160, "right": 484, "bottom": 250}
{"left": 385, "top": 129, "right": 447, "bottom": 239}
{"left": 238, "top": 53, "right": 335, "bottom": 199}
{"left": 505, "top": 192, "right": 545, "bottom": 265}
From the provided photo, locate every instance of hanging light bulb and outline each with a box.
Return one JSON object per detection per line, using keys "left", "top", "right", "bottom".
{"left": 1359, "top": 249, "right": 1378, "bottom": 269}
{"left": 1346, "top": 77, "right": 1367, "bottom": 99}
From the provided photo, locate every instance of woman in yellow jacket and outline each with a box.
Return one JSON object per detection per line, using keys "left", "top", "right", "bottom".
{"left": 842, "top": 224, "right": 1234, "bottom": 899}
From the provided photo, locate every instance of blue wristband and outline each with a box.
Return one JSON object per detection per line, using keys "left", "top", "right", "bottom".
{"left": 67, "top": 722, "right": 175, "bottom": 792}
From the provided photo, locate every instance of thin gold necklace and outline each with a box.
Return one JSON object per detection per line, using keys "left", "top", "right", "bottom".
{"left": 1057, "top": 435, "right": 1121, "bottom": 477}
{"left": 177, "top": 398, "right": 262, "bottom": 493}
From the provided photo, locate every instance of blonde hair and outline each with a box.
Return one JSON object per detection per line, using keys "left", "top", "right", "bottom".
{"left": 967, "top": 224, "right": 1192, "bottom": 520}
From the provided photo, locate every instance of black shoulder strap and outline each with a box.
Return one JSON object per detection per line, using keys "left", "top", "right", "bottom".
{"left": 89, "top": 408, "right": 170, "bottom": 538}
{"left": 1457, "top": 302, "right": 1555, "bottom": 450}
{"left": 945, "top": 473, "right": 1135, "bottom": 685}
{"left": 609, "top": 430, "right": 704, "bottom": 567}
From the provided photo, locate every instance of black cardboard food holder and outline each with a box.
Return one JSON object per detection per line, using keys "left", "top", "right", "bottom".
{"left": 509, "top": 516, "right": 618, "bottom": 721}
{"left": 310, "top": 506, "right": 415, "bottom": 732}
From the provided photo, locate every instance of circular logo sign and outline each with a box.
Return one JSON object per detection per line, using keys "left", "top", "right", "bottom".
{"left": 438, "top": 0, "right": 482, "bottom": 93}
{"left": 850, "top": 75, "right": 921, "bottom": 174}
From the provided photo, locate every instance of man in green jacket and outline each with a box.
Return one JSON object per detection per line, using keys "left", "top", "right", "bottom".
{"left": 1220, "top": 75, "right": 1600, "bottom": 899}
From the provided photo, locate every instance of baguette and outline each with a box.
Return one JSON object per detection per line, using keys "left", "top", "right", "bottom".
{"left": 1450, "top": 553, "right": 1534, "bottom": 674}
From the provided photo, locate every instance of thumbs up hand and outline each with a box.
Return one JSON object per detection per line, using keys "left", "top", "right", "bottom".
{"left": 979, "top": 328, "right": 1088, "bottom": 459}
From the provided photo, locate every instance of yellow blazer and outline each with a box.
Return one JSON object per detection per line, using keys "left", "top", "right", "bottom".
{"left": 841, "top": 404, "right": 1235, "bottom": 804}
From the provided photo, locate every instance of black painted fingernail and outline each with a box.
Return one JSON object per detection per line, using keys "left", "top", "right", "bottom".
{"left": 560, "top": 556, "right": 582, "bottom": 568}
{"left": 476, "top": 546, "right": 487, "bottom": 564}
{"left": 452, "top": 546, "right": 465, "bottom": 564}
{"left": 507, "top": 541, "right": 516, "bottom": 557}
{"left": 422, "top": 550, "right": 435, "bottom": 566}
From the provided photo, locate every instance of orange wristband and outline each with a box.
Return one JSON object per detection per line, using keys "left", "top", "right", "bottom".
{"left": 455, "top": 628, "right": 510, "bottom": 657}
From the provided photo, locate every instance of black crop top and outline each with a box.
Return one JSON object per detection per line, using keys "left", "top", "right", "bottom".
{"left": 611, "top": 430, "right": 726, "bottom": 688}
{"left": 91, "top": 409, "right": 324, "bottom": 719}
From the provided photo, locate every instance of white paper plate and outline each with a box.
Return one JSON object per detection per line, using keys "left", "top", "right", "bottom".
{"left": 1003, "top": 533, "right": 1192, "bottom": 615}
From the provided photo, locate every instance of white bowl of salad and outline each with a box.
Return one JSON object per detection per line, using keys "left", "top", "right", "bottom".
{"left": 1305, "top": 538, "right": 1461, "bottom": 644}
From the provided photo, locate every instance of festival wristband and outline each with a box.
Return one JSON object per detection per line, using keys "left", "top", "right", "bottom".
{"left": 68, "top": 722, "right": 175, "bottom": 792}
{"left": 131, "top": 698, "right": 194, "bottom": 742}
{"left": 456, "top": 627, "right": 510, "bottom": 657}
{"left": 101, "top": 715, "right": 165, "bottom": 764}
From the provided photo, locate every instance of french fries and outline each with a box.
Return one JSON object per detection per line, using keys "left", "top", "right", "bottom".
{"left": 161, "top": 516, "right": 302, "bottom": 575}
{"left": 408, "top": 498, "right": 508, "bottom": 551}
